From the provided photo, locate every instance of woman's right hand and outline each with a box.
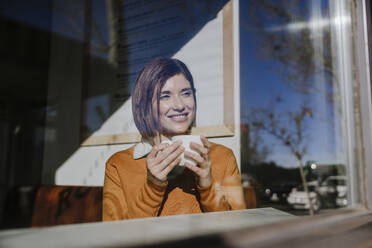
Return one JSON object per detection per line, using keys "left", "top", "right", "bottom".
{"left": 146, "top": 140, "right": 184, "bottom": 185}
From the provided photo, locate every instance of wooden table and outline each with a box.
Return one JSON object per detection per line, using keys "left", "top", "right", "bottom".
{"left": 0, "top": 208, "right": 294, "bottom": 248}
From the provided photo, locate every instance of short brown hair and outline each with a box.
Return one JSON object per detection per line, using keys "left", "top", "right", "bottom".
{"left": 132, "top": 57, "right": 196, "bottom": 139}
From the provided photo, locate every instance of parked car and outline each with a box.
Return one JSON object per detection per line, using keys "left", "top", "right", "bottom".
{"left": 287, "top": 176, "right": 348, "bottom": 212}
{"left": 318, "top": 175, "right": 347, "bottom": 208}
{"left": 261, "top": 181, "right": 299, "bottom": 203}
{"left": 287, "top": 181, "right": 321, "bottom": 212}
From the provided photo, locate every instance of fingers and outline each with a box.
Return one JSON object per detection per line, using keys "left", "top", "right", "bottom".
{"left": 156, "top": 140, "right": 182, "bottom": 162}
{"left": 185, "top": 136, "right": 212, "bottom": 188}
{"left": 190, "top": 142, "right": 208, "bottom": 154}
{"left": 148, "top": 140, "right": 184, "bottom": 173}
{"left": 184, "top": 151, "right": 204, "bottom": 165}
{"left": 184, "top": 162, "right": 197, "bottom": 172}
{"left": 189, "top": 136, "right": 210, "bottom": 163}
{"left": 190, "top": 142, "right": 208, "bottom": 160}
{"left": 159, "top": 155, "right": 182, "bottom": 178}
{"left": 201, "top": 135, "right": 211, "bottom": 150}
{"left": 148, "top": 143, "right": 169, "bottom": 159}
{"left": 184, "top": 161, "right": 203, "bottom": 176}
{"left": 157, "top": 145, "right": 184, "bottom": 172}
{"left": 147, "top": 137, "right": 211, "bottom": 183}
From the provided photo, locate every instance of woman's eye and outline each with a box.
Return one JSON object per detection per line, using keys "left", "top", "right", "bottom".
{"left": 182, "top": 91, "right": 192, "bottom": 97}
{"left": 160, "top": 95, "right": 170, "bottom": 100}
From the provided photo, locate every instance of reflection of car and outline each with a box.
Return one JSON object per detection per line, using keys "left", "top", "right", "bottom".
{"left": 287, "top": 182, "right": 321, "bottom": 212}
{"left": 261, "top": 181, "right": 299, "bottom": 202}
{"left": 318, "top": 176, "right": 347, "bottom": 208}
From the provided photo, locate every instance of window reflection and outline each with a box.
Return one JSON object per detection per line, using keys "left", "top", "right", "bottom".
{"left": 240, "top": 0, "right": 350, "bottom": 215}
{"left": 0, "top": 0, "right": 361, "bottom": 233}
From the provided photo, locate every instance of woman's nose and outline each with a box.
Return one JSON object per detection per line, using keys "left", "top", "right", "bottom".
{"left": 172, "top": 96, "right": 185, "bottom": 111}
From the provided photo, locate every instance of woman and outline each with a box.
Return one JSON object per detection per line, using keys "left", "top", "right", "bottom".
{"left": 103, "top": 57, "right": 246, "bottom": 221}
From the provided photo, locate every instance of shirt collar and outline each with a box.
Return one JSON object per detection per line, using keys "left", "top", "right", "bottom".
{"left": 133, "top": 139, "right": 153, "bottom": 159}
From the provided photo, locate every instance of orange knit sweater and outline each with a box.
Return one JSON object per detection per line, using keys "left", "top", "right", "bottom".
{"left": 102, "top": 142, "right": 246, "bottom": 221}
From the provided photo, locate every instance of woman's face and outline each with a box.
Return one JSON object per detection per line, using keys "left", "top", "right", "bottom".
{"left": 154, "top": 74, "right": 195, "bottom": 137}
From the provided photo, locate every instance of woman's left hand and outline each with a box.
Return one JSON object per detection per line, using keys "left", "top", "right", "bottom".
{"left": 184, "top": 136, "right": 212, "bottom": 188}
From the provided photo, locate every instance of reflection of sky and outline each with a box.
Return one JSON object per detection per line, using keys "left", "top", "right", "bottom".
{"left": 240, "top": 0, "right": 345, "bottom": 168}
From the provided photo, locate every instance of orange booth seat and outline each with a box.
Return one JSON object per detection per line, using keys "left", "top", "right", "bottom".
{"left": 32, "top": 186, "right": 102, "bottom": 227}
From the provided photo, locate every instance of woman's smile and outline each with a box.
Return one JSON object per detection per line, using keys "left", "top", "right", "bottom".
{"left": 168, "top": 112, "right": 189, "bottom": 122}
{"left": 155, "top": 74, "right": 196, "bottom": 136}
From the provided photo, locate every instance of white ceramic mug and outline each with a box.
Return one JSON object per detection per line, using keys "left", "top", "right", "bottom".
{"left": 162, "top": 135, "right": 203, "bottom": 166}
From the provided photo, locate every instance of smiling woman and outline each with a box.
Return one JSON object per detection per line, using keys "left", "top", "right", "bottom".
{"left": 157, "top": 74, "right": 196, "bottom": 137}
{"left": 102, "top": 57, "right": 246, "bottom": 220}
{"left": 131, "top": 58, "right": 197, "bottom": 141}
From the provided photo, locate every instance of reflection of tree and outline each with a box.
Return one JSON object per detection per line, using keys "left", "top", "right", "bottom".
{"left": 241, "top": 0, "right": 341, "bottom": 215}
{"left": 244, "top": 0, "right": 336, "bottom": 100}
{"left": 248, "top": 99, "right": 315, "bottom": 215}
{"left": 240, "top": 123, "right": 270, "bottom": 166}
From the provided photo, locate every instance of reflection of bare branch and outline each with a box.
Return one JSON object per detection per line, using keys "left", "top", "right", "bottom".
{"left": 243, "top": 0, "right": 337, "bottom": 103}
{"left": 247, "top": 99, "right": 315, "bottom": 215}
{"left": 249, "top": 103, "right": 312, "bottom": 158}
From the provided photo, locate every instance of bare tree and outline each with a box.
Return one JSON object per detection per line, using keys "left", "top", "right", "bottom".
{"left": 248, "top": 99, "right": 316, "bottom": 215}
{"left": 242, "top": 0, "right": 337, "bottom": 102}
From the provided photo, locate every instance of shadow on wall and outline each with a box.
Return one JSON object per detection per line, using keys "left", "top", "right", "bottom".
{"left": 42, "top": 0, "right": 229, "bottom": 184}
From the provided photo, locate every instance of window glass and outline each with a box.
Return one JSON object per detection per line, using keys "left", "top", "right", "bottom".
{"left": 0, "top": 0, "right": 364, "bottom": 233}
{"left": 240, "top": 0, "right": 354, "bottom": 215}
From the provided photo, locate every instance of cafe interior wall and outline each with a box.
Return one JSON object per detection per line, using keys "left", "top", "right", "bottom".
{"left": 42, "top": 1, "right": 241, "bottom": 186}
